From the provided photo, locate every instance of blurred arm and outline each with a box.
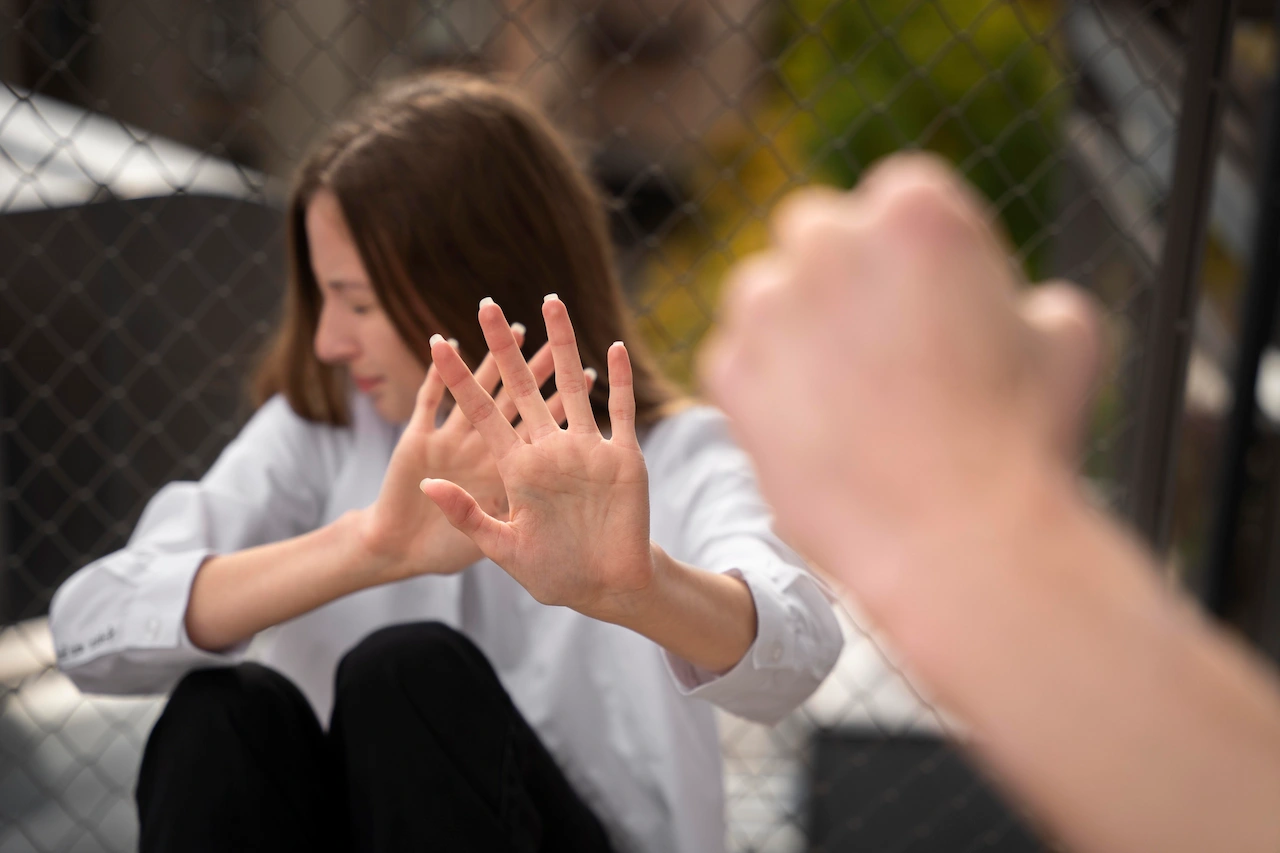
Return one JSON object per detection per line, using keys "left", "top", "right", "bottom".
{"left": 700, "top": 154, "right": 1280, "bottom": 853}
{"left": 859, "top": 459, "right": 1280, "bottom": 853}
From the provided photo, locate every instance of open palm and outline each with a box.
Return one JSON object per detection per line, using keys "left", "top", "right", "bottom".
{"left": 361, "top": 327, "right": 587, "bottom": 582}
{"left": 420, "top": 297, "right": 655, "bottom": 619}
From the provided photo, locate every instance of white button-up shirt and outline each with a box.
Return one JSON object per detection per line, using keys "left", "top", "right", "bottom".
{"left": 49, "top": 394, "right": 843, "bottom": 853}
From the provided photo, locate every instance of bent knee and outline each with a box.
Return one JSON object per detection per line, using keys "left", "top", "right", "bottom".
{"left": 165, "top": 663, "right": 308, "bottom": 724}
{"left": 150, "top": 663, "right": 316, "bottom": 761}
{"left": 335, "top": 622, "right": 496, "bottom": 707}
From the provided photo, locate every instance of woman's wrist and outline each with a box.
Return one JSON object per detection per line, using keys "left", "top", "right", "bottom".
{"left": 579, "top": 542, "right": 668, "bottom": 626}
{"left": 347, "top": 506, "right": 480, "bottom": 586}
{"left": 588, "top": 543, "right": 758, "bottom": 674}
{"left": 345, "top": 508, "right": 412, "bottom": 587}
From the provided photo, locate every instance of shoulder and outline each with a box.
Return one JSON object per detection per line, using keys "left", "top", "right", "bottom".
{"left": 253, "top": 391, "right": 391, "bottom": 434}
{"left": 244, "top": 394, "right": 349, "bottom": 441}
{"left": 640, "top": 404, "right": 753, "bottom": 484}
{"left": 641, "top": 404, "right": 732, "bottom": 455}
{"left": 225, "top": 393, "right": 360, "bottom": 469}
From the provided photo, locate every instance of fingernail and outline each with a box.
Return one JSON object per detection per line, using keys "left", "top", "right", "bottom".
{"left": 511, "top": 322, "right": 526, "bottom": 336}
{"left": 447, "top": 337, "right": 459, "bottom": 349}
{"left": 429, "top": 334, "right": 445, "bottom": 346}
{"left": 419, "top": 478, "right": 432, "bottom": 491}
{"left": 612, "top": 340, "right": 624, "bottom": 348}
{"left": 584, "top": 367, "right": 598, "bottom": 382}
{"left": 480, "top": 296, "right": 495, "bottom": 309}
{"left": 544, "top": 293, "right": 559, "bottom": 303}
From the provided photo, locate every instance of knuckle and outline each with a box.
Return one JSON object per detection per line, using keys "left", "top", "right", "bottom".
{"left": 547, "top": 321, "right": 577, "bottom": 345}
{"left": 556, "top": 375, "right": 587, "bottom": 396}
{"left": 773, "top": 186, "right": 846, "bottom": 245}
{"left": 791, "top": 214, "right": 853, "bottom": 263}
{"left": 486, "top": 340, "right": 518, "bottom": 364}
{"left": 460, "top": 396, "right": 493, "bottom": 424}
{"left": 864, "top": 152, "right": 955, "bottom": 194}
{"left": 882, "top": 176, "right": 950, "bottom": 220}
{"left": 507, "top": 375, "right": 542, "bottom": 399}
{"left": 722, "top": 253, "right": 788, "bottom": 326}
{"left": 878, "top": 180, "right": 970, "bottom": 250}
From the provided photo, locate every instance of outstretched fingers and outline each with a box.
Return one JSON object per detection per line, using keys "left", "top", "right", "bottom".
{"left": 494, "top": 340, "right": 555, "bottom": 426}
{"left": 428, "top": 333, "right": 522, "bottom": 461}
{"left": 479, "top": 298, "right": 557, "bottom": 439}
{"left": 607, "top": 341, "right": 638, "bottom": 450}
{"left": 517, "top": 367, "right": 597, "bottom": 442}
{"left": 542, "top": 295, "right": 598, "bottom": 434}
{"left": 444, "top": 323, "right": 527, "bottom": 431}
{"left": 407, "top": 362, "right": 447, "bottom": 433}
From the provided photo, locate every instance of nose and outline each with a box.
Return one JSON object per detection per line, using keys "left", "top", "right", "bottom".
{"left": 314, "top": 300, "right": 360, "bottom": 364}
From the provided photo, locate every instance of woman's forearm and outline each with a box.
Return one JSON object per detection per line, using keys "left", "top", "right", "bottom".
{"left": 602, "top": 544, "right": 758, "bottom": 674}
{"left": 184, "top": 511, "right": 392, "bottom": 652}
{"left": 856, "top": 468, "right": 1280, "bottom": 853}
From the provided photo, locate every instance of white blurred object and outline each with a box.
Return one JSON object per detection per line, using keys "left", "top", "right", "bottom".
{"left": 0, "top": 86, "right": 272, "bottom": 214}
{"left": 1257, "top": 349, "right": 1280, "bottom": 423}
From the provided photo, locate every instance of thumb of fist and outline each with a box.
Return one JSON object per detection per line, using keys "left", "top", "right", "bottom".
{"left": 1020, "top": 282, "right": 1104, "bottom": 460}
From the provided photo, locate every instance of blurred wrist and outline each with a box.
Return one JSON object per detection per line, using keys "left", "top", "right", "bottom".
{"left": 349, "top": 506, "right": 479, "bottom": 585}
{"left": 865, "top": 451, "right": 1091, "bottom": 650}
{"left": 346, "top": 508, "right": 409, "bottom": 587}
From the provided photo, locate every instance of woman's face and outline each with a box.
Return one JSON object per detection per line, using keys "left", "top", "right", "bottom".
{"left": 307, "top": 189, "right": 428, "bottom": 424}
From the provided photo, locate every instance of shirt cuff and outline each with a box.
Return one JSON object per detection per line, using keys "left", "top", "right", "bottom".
{"left": 138, "top": 549, "right": 250, "bottom": 659}
{"left": 662, "top": 567, "right": 795, "bottom": 704}
{"left": 56, "top": 548, "right": 248, "bottom": 679}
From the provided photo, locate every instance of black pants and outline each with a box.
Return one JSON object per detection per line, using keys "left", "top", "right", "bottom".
{"left": 136, "top": 622, "right": 616, "bottom": 853}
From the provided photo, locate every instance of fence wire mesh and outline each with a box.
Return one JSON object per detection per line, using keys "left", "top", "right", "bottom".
{"left": 0, "top": 0, "right": 1256, "bottom": 850}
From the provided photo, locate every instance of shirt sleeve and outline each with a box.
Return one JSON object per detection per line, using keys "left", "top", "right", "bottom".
{"left": 48, "top": 395, "right": 349, "bottom": 695}
{"left": 647, "top": 407, "right": 844, "bottom": 725}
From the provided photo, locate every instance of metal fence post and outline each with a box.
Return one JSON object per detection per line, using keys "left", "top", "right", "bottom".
{"left": 1126, "top": 0, "right": 1239, "bottom": 550}
{"left": 1200, "top": 2, "right": 1280, "bottom": 617}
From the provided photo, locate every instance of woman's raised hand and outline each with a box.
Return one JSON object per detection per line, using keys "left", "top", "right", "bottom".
{"left": 420, "top": 296, "right": 656, "bottom": 621}
{"left": 359, "top": 324, "right": 594, "bottom": 583}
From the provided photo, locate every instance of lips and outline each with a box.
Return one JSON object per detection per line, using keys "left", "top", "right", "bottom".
{"left": 353, "top": 376, "right": 383, "bottom": 393}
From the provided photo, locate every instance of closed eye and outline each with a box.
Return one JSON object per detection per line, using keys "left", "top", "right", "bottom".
{"left": 321, "top": 279, "right": 377, "bottom": 316}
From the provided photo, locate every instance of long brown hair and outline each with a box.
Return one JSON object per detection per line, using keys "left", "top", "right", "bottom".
{"left": 253, "top": 71, "right": 680, "bottom": 426}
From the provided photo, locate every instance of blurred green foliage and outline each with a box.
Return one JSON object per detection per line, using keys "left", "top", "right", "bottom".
{"left": 637, "top": 0, "right": 1067, "bottom": 384}
{"left": 779, "top": 0, "right": 1065, "bottom": 277}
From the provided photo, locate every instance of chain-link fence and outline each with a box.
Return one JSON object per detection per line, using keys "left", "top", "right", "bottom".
{"left": 1, "top": 0, "right": 1272, "bottom": 850}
